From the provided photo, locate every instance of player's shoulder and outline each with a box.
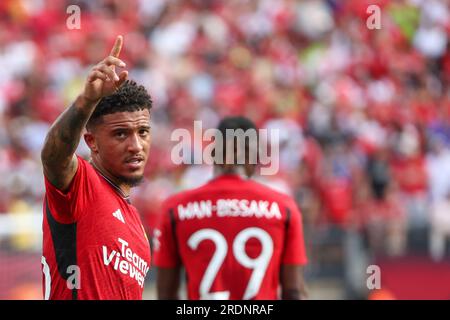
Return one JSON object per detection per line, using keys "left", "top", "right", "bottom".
{"left": 75, "top": 154, "right": 93, "bottom": 171}
{"left": 161, "top": 176, "right": 298, "bottom": 211}
{"left": 161, "top": 183, "right": 208, "bottom": 208}
{"left": 245, "top": 178, "right": 297, "bottom": 206}
{"left": 73, "top": 154, "right": 104, "bottom": 184}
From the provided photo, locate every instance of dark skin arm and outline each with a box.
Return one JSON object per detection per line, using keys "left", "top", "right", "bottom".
{"left": 280, "top": 265, "right": 308, "bottom": 300}
{"left": 157, "top": 266, "right": 181, "bottom": 300}
{"left": 41, "top": 95, "right": 95, "bottom": 191}
{"left": 41, "top": 35, "right": 128, "bottom": 191}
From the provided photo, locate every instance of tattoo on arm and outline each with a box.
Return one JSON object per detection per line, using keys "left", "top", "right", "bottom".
{"left": 41, "top": 96, "right": 97, "bottom": 189}
{"left": 45, "top": 105, "right": 86, "bottom": 161}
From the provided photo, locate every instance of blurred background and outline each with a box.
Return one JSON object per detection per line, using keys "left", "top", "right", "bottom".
{"left": 1, "top": 0, "right": 450, "bottom": 300}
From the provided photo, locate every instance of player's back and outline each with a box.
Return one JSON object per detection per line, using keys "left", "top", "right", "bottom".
{"left": 154, "top": 174, "right": 307, "bottom": 300}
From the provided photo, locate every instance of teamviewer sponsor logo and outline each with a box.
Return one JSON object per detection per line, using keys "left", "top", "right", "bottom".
{"left": 112, "top": 209, "right": 125, "bottom": 224}
{"left": 102, "top": 238, "right": 149, "bottom": 288}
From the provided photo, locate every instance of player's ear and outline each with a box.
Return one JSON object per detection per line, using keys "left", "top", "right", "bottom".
{"left": 84, "top": 131, "right": 99, "bottom": 154}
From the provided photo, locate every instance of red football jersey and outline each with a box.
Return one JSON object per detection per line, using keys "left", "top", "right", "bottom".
{"left": 153, "top": 174, "right": 307, "bottom": 300}
{"left": 42, "top": 156, "right": 151, "bottom": 300}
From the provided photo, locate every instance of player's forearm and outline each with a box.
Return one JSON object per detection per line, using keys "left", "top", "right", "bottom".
{"left": 281, "top": 288, "right": 301, "bottom": 300}
{"left": 157, "top": 278, "right": 180, "bottom": 299}
{"left": 158, "top": 291, "right": 179, "bottom": 300}
{"left": 156, "top": 267, "right": 181, "bottom": 300}
{"left": 41, "top": 95, "right": 98, "bottom": 176}
{"left": 280, "top": 265, "right": 307, "bottom": 300}
{"left": 281, "top": 287, "right": 308, "bottom": 300}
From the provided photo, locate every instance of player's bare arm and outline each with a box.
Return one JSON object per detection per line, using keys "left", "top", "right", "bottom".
{"left": 157, "top": 267, "right": 181, "bottom": 299}
{"left": 41, "top": 35, "right": 128, "bottom": 191}
{"left": 281, "top": 265, "right": 308, "bottom": 300}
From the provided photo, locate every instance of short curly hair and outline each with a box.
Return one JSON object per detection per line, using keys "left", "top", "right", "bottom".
{"left": 86, "top": 80, "right": 152, "bottom": 130}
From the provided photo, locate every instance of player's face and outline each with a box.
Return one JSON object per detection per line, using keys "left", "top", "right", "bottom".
{"left": 88, "top": 109, "right": 151, "bottom": 186}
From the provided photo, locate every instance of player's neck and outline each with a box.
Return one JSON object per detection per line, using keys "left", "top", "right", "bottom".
{"left": 89, "top": 158, "right": 131, "bottom": 198}
{"left": 214, "top": 165, "right": 248, "bottom": 179}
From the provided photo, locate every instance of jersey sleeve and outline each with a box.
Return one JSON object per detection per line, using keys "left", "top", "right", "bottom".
{"left": 281, "top": 198, "right": 308, "bottom": 265}
{"left": 153, "top": 199, "right": 181, "bottom": 268}
{"left": 44, "top": 155, "right": 92, "bottom": 223}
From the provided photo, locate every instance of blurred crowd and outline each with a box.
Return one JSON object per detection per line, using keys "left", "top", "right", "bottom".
{"left": 1, "top": 0, "right": 450, "bottom": 268}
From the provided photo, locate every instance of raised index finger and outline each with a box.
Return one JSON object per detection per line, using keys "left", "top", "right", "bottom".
{"left": 110, "top": 35, "right": 123, "bottom": 58}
